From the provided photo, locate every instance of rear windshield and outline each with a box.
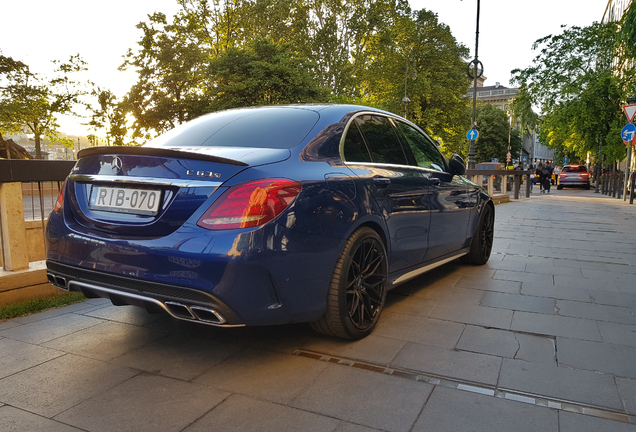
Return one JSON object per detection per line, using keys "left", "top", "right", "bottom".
{"left": 563, "top": 166, "right": 587, "bottom": 173}
{"left": 144, "top": 107, "right": 320, "bottom": 149}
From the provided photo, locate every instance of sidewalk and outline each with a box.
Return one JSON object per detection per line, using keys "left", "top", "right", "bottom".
{"left": 1, "top": 188, "right": 636, "bottom": 432}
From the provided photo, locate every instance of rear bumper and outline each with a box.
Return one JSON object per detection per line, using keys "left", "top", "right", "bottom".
{"left": 46, "top": 260, "right": 245, "bottom": 327}
{"left": 559, "top": 179, "right": 590, "bottom": 187}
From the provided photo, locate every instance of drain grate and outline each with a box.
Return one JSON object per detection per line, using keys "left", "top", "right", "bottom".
{"left": 293, "top": 349, "right": 636, "bottom": 425}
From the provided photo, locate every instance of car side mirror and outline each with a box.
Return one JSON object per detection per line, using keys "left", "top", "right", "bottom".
{"left": 449, "top": 154, "right": 466, "bottom": 176}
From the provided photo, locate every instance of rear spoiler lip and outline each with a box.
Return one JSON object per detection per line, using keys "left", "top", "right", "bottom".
{"left": 77, "top": 146, "right": 249, "bottom": 167}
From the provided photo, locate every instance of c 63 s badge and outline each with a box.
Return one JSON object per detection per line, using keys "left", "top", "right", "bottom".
{"left": 186, "top": 170, "right": 221, "bottom": 178}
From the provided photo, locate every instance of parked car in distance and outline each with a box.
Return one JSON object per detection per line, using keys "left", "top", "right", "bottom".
{"left": 557, "top": 165, "right": 590, "bottom": 190}
{"left": 45, "top": 104, "right": 494, "bottom": 339}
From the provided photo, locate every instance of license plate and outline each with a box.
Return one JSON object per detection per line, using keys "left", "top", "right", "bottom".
{"left": 89, "top": 185, "right": 162, "bottom": 216}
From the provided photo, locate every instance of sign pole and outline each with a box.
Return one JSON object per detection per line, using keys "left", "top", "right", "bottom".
{"left": 595, "top": 133, "right": 602, "bottom": 194}
{"left": 624, "top": 146, "right": 631, "bottom": 201}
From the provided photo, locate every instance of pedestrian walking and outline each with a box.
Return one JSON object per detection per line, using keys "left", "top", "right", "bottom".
{"left": 553, "top": 165, "right": 561, "bottom": 185}
{"left": 536, "top": 162, "right": 543, "bottom": 193}
{"left": 543, "top": 161, "right": 554, "bottom": 193}
{"left": 529, "top": 164, "right": 535, "bottom": 192}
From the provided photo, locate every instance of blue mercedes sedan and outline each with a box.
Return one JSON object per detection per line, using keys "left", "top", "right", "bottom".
{"left": 46, "top": 104, "right": 493, "bottom": 339}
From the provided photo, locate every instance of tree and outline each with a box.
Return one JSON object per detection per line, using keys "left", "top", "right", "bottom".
{"left": 0, "top": 54, "right": 88, "bottom": 159}
{"left": 474, "top": 104, "right": 521, "bottom": 163}
{"left": 207, "top": 38, "right": 328, "bottom": 110}
{"left": 120, "top": 12, "right": 213, "bottom": 141}
{"left": 119, "top": 1, "right": 473, "bottom": 152}
{"left": 619, "top": 1, "right": 636, "bottom": 62}
{"left": 357, "top": 8, "right": 472, "bottom": 157}
{"left": 511, "top": 22, "right": 632, "bottom": 164}
{"left": 86, "top": 88, "right": 129, "bottom": 145}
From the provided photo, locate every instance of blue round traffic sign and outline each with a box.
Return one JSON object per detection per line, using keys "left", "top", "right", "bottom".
{"left": 621, "top": 123, "right": 636, "bottom": 145}
{"left": 467, "top": 129, "right": 479, "bottom": 141}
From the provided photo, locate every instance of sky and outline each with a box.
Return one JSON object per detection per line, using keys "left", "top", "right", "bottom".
{"left": 2, "top": 0, "right": 608, "bottom": 137}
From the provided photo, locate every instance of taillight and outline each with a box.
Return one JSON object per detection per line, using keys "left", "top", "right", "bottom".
{"left": 197, "top": 179, "right": 302, "bottom": 230}
{"left": 54, "top": 180, "right": 66, "bottom": 213}
{"left": 559, "top": 173, "right": 567, "bottom": 177}
{"left": 580, "top": 172, "right": 589, "bottom": 177}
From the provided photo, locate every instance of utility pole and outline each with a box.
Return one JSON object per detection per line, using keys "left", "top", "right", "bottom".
{"left": 465, "top": 0, "right": 482, "bottom": 170}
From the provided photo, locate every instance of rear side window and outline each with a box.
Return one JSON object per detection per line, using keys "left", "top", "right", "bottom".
{"left": 343, "top": 122, "right": 372, "bottom": 162}
{"left": 144, "top": 108, "right": 320, "bottom": 149}
{"left": 353, "top": 115, "right": 408, "bottom": 165}
{"left": 563, "top": 166, "right": 587, "bottom": 172}
{"left": 394, "top": 121, "right": 446, "bottom": 172}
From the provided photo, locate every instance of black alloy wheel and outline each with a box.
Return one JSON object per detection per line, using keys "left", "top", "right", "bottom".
{"left": 462, "top": 204, "right": 494, "bottom": 265}
{"left": 311, "top": 227, "right": 388, "bottom": 339}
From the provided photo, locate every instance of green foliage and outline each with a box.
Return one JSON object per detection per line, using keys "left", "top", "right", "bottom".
{"left": 86, "top": 89, "right": 130, "bottom": 145}
{"left": 119, "top": 1, "right": 473, "bottom": 152}
{"left": 120, "top": 12, "right": 213, "bottom": 140}
{"left": 512, "top": 22, "right": 633, "bottom": 164}
{"left": 208, "top": 38, "right": 328, "bottom": 110}
{"left": 474, "top": 104, "right": 521, "bottom": 163}
{"left": 619, "top": 1, "right": 636, "bottom": 61}
{"left": 0, "top": 54, "right": 89, "bottom": 158}
{"left": 0, "top": 292, "right": 85, "bottom": 321}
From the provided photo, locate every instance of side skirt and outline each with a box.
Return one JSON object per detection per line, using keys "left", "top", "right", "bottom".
{"left": 388, "top": 249, "right": 469, "bottom": 288}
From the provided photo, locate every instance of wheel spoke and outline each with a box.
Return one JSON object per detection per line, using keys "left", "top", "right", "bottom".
{"left": 345, "top": 237, "right": 387, "bottom": 330}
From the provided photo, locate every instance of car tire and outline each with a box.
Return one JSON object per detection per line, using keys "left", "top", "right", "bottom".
{"left": 557, "top": 185, "right": 563, "bottom": 190}
{"left": 461, "top": 204, "right": 494, "bottom": 266}
{"left": 310, "top": 227, "right": 388, "bottom": 340}
{"left": 586, "top": 184, "right": 591, "bottom": 190}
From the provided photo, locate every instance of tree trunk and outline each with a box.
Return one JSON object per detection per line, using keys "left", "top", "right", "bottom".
{"left": 35, "top": 132, "right": 42, "bottom": 159}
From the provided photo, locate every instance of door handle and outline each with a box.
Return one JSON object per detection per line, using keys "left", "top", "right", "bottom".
{"left": 429, "top": 177, "right": 441, "bottom": 186}
{"left": 373, "top": 177, "right": 391, "bottom": 188}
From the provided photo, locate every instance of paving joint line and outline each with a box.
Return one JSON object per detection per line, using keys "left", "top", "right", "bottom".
{"left": 293, "top": 349, "right": 636, "bottom": 425}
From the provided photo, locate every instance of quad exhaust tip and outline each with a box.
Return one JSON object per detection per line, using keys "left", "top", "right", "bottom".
{"left": 164, "top": 301, "right": 226, "bottom": 324}
{"left": 47, "top": 273, "right": 68, "bottom": 290}
{"left": 47, "top": 275, "right": 230, "bottom": 326}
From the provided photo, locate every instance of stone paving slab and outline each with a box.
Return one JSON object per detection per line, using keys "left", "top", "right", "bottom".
{"left": 412, "top": 386, "right": 558, "bottom": 432}
{"left": 408, "top": 285, "right": 486, "bottom": 305}
{"left": 520, "top": 284, "right": 592, "bottom": 302}
{"left": 556, "top": 337, "right": 636, "bottom": 379}
{"left": 55, "top": 374, "right": 230, "bottom": 432}
{"left": 588, "top": 290, "right": 636, "bottom": 311}
{"left": 0, "top": 354, "right": 138, "bottom": 418}
{"left": 428, "top": 302, "right": 513, "bottom": 329}
{"left": 498, "top": 358, "right": 623, "bottom": 410}
{"left": 290, "top": 365, "right": 433, "bottom": 432}
{"left": 183, "top": 394, "right": 342, "bottom": 432}
{"left": 42, "top": 321, "right": 168, "bottom": 361}
{"left": 455, "top": 325, "right": 519, "bottom": 358}
{"left": 559, "top": 411, "right": 636, "bottom": 432}
{"left": 494, "top": 269, "right": 555, "bottom": 286}
{"left": 0, "top": 338, "right": 65, "bottom": 379}
{"left": 480, "top": 291, "right": 555, "bottom": 314}
{"left": 454, "top": 276, "right": 522, "bottom": 293}
{"left": 111, "top": 333, "right": 244, "bottom": 381}
{"left": 510, "top": 311, "right": 603, "bottom": 341}
{"left": 616, "top": 377, "right": 636, "bottom": 414}
{"left": 0, "top": 405, "right": 83, "bottom": 432}
{"left": 391, "top": 342, "right": 502, "bottom": 386}
{"left": 556, "top": 300, "right": 636, "bottom": 324}
{"left": 359, "top": 313, "right": 463, "bottom": 348}
{"left": 193, "top": 347, "right": 331, "bottom": 404}
{"left": 301, "top": 333, "right": 406, "bottom": 365}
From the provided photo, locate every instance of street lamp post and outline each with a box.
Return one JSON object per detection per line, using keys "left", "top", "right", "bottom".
{"left": 402, "top": 58, "right": 416, "bottom": 119}
{"left": 464, "top": 0, "right": 482, "bottom": 170}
